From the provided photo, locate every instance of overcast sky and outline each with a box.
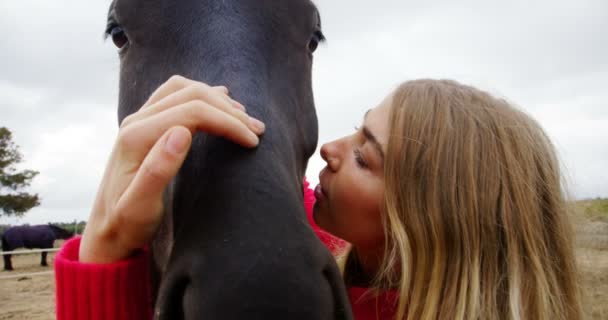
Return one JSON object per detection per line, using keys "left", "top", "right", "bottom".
{"left": 1, "top": 0, "right": 606, "bottom": 225}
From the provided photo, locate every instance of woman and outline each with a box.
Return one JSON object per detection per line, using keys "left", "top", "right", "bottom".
{"left": 55, "top": 77, "right": 582, "bottom": 320}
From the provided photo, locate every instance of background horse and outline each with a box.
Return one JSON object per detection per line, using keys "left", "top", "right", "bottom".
{"left": 106, "top": 0, "right": 352, "bottom": 319}
{"left": 1, "top": 224, "right": 73, "bottom": 271}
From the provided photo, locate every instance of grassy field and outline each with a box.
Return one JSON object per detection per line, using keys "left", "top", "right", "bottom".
{"left": 0, "top": 200, "right": 607, "bottom": 319}
{"left": 572, "top": 199, "right": 608, "bottom": 319}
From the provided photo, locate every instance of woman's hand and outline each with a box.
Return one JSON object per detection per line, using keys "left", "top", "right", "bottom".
{"left": 79, "top": 75, "right": 265, "bottom": 263}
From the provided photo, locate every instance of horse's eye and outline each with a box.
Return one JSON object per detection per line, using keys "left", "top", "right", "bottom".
{"left": 109, "top": 26, "right": 129, "bottom": 50}
{"left": 309, "top": 38, "right": 319, "bottom": 52}
{"left": 309, "top": 31, "right": 324, "bottom": 53}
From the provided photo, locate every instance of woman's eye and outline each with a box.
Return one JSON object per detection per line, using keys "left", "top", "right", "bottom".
{"left": 108, "top": 25, "right": 129, "bottom": 50}
{"left": 353, "top": 128, "right": 368, "bottom": 168}
{"left": 354, "top": 149, "right": 368, "bottom": 168}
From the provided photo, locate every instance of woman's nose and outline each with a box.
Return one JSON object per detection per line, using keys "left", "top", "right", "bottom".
{"left": 320, "top": 140, "right": 341, "bottom": 171}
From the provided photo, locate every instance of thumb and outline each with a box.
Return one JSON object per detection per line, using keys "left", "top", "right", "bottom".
{"left": 120, "top": 126, "right": 192, "bottom": 212}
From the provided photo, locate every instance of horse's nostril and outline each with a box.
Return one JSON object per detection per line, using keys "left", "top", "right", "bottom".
{"left": 155, "top": 274, "right": 190, "bottom": 320}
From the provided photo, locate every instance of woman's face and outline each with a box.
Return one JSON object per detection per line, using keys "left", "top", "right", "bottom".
{"left": 313, "top": 94, "right": 391, "bottom": 252}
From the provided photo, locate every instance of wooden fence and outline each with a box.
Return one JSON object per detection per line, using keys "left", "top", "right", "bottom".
{"left": 0, "top": 248, "right": 59, "bottom": 280}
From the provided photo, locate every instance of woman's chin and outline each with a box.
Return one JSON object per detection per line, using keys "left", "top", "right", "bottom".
{"left": 312, "top": 204, "right": 321, "bottom": 224}
{"left": 312, "top": 205, "right": 328, "bottom": 228}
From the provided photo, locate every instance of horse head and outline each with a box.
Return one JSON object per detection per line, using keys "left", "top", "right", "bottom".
{"left": 48, "top": 224, "right": 74, "bottom": 240}
{"left": 106, "top": 0, "right": 352, "bottom": 319}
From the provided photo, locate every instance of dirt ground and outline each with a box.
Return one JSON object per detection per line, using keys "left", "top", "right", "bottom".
{"left": 1, "top": 213, "right": 607, "bottom": 320}
{"left": 0, "top": 251, "right": 58, "bottom": 320}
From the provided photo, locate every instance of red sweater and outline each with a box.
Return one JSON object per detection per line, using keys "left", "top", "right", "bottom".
{"left": 55, "top": 180, "right": 397, "bottom": 320}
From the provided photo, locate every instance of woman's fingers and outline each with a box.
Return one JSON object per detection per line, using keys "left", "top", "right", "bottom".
{"left": 83, "top": 126, "right": 192, "bottom": 261}
{"left": 132, "top": 83, "right": 256, "bottom": 133}
{"left": 127, "top": 126, "right": 191, "bottom": 201}
{"left": 212, "top": 86, "right": 246, "bottom": 112}
{"left": 141, "top": 75, "right": 191, "bottom": 109}
{"left": 115, "top": 126, "right": 192, "bottom": 246}
{"left": 123, "top": 78, "right": 248, "bottom": 130}
{"left": 117, "top": 100, "right": 261, "bottom": 163}
{"left": 81, "top": 77, "right": 264, "bottom": 263}
{"left": 143, "top": 76, "right": 241, "bottom": 112}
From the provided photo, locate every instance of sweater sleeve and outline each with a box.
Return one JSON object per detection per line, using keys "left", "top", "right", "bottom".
{"left": 54, "top": 237, "right": 153, "bottom": 320}
{"left": 303, "top": 177, "right": 348, "bottom": 254}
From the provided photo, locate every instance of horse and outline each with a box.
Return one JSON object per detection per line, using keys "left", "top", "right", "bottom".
{"left": 106, "top": 0, "right": 353, "bottom": 319}
{"left": 2, "top": 224, "right": 73, "bottom": 271}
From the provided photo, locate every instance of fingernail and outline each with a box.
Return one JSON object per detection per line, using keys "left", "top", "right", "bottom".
{"left": 249, "top": 133, "right": 260, "bottom": 146}
{"left": 232, "top": 100, "right": 246, "bottom": 112}
{"left": 165, "top": 128, "right": 190, "bottom": 154}
{"left": 249, "top": 117, "right": 265, "bottom": 133}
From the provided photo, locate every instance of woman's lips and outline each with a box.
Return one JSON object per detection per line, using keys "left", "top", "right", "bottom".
{"left": 316, "top": 168, "right": 329, "bottom": 201}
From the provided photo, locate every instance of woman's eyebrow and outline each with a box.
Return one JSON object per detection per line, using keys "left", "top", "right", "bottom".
{"left": 363, "top": 110, "right": 385, "bottom": 161}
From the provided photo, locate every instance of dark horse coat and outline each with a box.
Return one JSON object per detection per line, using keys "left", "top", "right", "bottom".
{"left": 107, "top": 0, "right": 353, "bottom": 319}
{"left": 2, "top": 224, "right": 73, "bottom": 271}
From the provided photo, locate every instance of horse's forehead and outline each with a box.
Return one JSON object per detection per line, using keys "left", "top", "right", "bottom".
{"left": 111, "top": 0, "right": 319, "bottom": 22}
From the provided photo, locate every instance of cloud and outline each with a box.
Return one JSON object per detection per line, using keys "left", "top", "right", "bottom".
{"left": 0, "top": 0, "right": 119, "bottom": 224}
{"left": 0, "top": 0, "right": 606, "bottom": 225}
{"left": 307, "top": 0, "right": 608, "bottom": 201}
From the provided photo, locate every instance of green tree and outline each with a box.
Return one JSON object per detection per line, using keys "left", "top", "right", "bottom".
{"left": 0, "top": 127, "right": 40, "bottom": 217}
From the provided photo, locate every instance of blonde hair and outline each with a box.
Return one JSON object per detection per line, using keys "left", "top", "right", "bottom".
{"left": 344, "top": 79, "right": 582, "bottom": 320}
